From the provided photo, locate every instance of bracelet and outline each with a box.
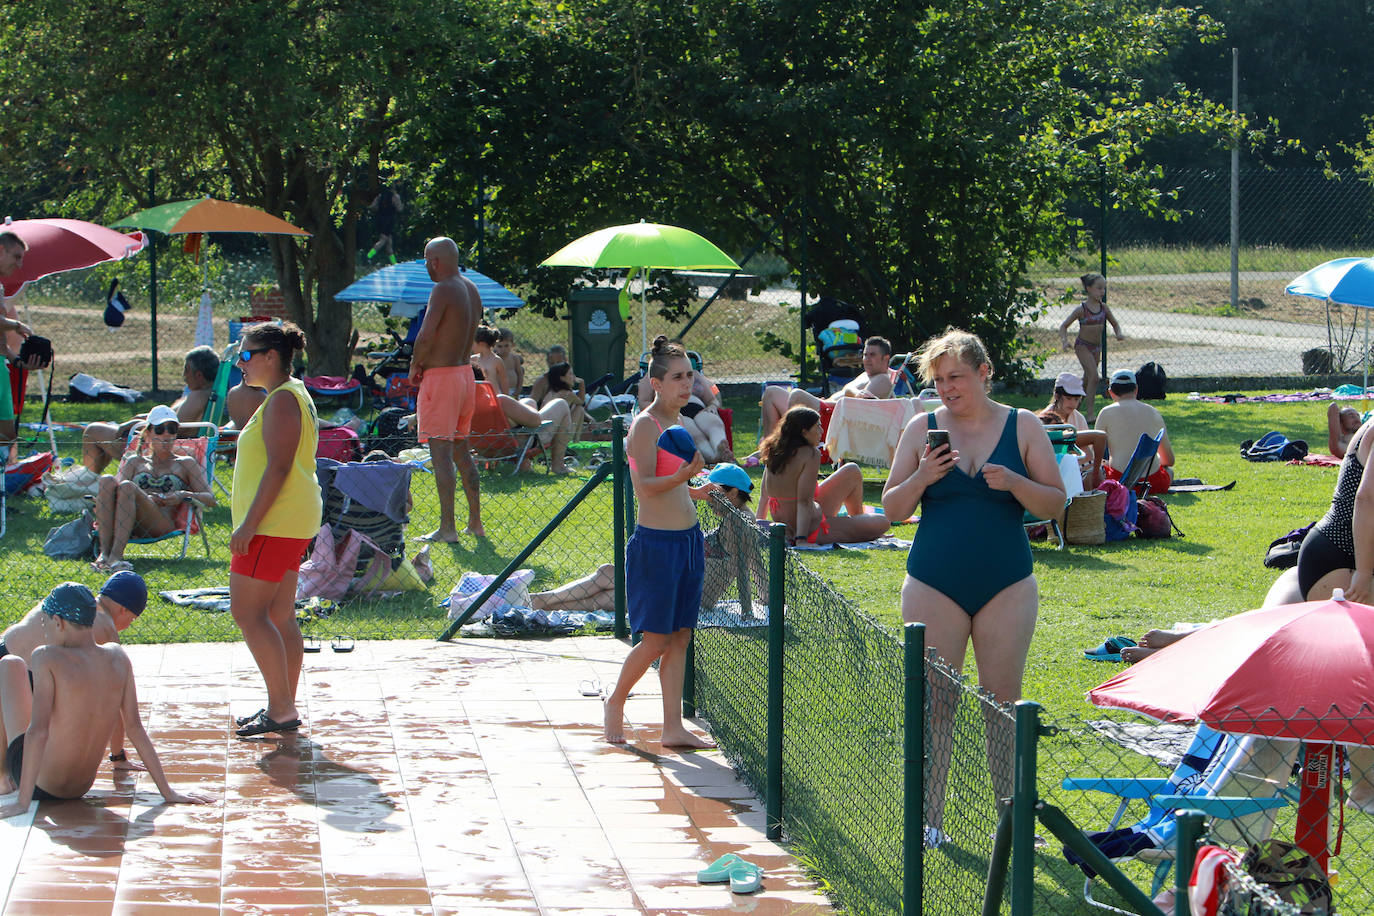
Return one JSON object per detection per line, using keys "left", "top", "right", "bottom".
{"left": 109, "top": 751, "right": 127, "bottom": 762}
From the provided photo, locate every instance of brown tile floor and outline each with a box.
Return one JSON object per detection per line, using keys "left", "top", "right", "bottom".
{"left": 1, "top": 638, "right": 834, "bottom": 915}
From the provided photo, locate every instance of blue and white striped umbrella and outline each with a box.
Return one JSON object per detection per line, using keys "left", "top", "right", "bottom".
{"left": 1287, "top": 257, "right": 1374, "bottom": 391}
{"left": 335, "top": 260, "right": 524, "bottom": 310}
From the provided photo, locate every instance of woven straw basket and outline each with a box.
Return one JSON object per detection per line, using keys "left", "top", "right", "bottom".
{"left": 1064, "top": 490, "right": 1106, "bottom": 546}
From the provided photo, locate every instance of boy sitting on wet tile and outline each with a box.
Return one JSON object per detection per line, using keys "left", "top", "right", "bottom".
{"left": 1, "top": 582, "right": 211, "bottom": 814}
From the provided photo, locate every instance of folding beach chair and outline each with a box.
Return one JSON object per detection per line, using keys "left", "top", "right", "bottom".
{"left": 468, "top": 381, "right": 551, "bottom": 475}
{"left": 1118, "top": 428, "right": 1166, "bottom": 496}
{"left": 124, "top": 421, "right": 220, "bottom": 560}
{"left": 1062, "top": 723, "right": 1297, "bottom": 911}
{"left": 1022, "top": 424, "right": 1083, "bottom": 550}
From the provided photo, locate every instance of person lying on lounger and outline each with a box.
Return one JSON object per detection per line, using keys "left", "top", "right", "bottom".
{"left": 0, "top": 582, "right": 211, "bottom": 814}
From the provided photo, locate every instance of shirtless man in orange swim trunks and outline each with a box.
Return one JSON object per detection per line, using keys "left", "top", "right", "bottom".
{"left": 411, "top": 237, "right": 484, "bottom": 541}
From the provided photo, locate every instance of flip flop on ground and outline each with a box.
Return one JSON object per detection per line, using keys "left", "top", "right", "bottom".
{"left": 1083, "top": 635, "right": 1136, "bottom": 662}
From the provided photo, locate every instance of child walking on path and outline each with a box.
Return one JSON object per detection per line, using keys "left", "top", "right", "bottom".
{"left": 603, "top": 336, "right": 717, "bottom": 748}
{"left": 1058, "top": 273, "right": 1124, "bottom": 421}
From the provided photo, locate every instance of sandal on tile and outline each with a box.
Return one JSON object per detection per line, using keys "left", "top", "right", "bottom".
{"left": 728, "top": 860, "right": 764, "bottom": 894}
{"left": 303, "top": 636, "right": 322, "bottom": 653}
{"left": 235, "top": 707, "right": 266, "bottom": 727}
{"left": 235, "top": 710, "right": 302, "bottom": 738}
{"left": 578, "top": 679, "right": 603, "bottom": 698}
{"left": 331, "top": 636, "right": 355, "bottom": 653}
{"left": 697, "top": 853, "right": 744, "bottom": 883}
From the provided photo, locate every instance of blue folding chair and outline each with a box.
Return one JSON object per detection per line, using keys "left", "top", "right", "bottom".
{"left": 1117, "top": 428, "right": 1166, "bottom": 496}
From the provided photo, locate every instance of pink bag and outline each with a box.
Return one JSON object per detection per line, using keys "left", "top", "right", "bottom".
{"left": 296, "top": 525, "right": 391, "bottom": 601}
{"left": 316, "top": 425, "right": 361, "bottom": 462}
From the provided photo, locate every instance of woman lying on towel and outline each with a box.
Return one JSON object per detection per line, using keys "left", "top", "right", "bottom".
{"left": 755, "top": 406, "right": 889, "bottom": 546}
{"left": 92, "top": 405, "right": 215, "bottom": 573}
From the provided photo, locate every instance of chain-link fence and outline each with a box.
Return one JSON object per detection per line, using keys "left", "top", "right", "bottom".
{"left": 1028, "top": 166, "right": 1374, "bottom": 385}
{"left": 0, "top": 413, "right": 622, "bottom": 644}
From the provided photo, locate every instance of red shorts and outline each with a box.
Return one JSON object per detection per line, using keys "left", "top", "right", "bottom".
{"left": 1102, "top": 462, "right": 1172, "bottom": 495}
{"left": 417, "top": 364, "right": 476, "bottom": 443}
{"left": 231, "top": 535, "right": 311, "bottom": 583}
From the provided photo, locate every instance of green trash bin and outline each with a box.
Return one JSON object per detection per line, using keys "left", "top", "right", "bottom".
{"left": 567, "top": 287, "right": 628, "bottom": 384}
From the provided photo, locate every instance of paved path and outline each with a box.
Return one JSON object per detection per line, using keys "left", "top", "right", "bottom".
{"left": 0, "top": 638, "right": 832, "bottom": 914}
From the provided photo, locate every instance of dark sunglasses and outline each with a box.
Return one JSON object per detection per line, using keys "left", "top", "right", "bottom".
{"left": 238, "top": 346, "right": 272, "bottom": 362}
{"left": 151, "top": 422, "right": 179, "bottom": 435}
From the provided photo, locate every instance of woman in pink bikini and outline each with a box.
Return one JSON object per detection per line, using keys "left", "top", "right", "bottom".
{"left": 755, "top": 406, "right": 890, "bottom": 546}
{"left": 1058, "top": 273, "right": 1124, "bottom": 421}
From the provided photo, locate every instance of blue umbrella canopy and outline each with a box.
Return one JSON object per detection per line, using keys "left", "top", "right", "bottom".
{"left": 334, "top": 260, "right": 524, "bottom": 310}
{"left": 1287, "top": 257, "right": 1374, "bottom": 391}
{"left": 1286, "top": 257, "right": 1374, "bottom": 309}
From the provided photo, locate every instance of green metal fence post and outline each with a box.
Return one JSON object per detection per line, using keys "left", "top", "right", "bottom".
{"left": 147, "top": 170, "right": 159, "bottom": 393}
{"left": 766, "top": 522, "right": 787, "bottom": 841}
{"left": 1174, "top": 810, "right": 1205, "bottom": 916}
{"left": 798, "top": 197, "right": 809, "bottom": 390}
{"left": 682, "top": 633, "right": 695, "bottom": 718}
{"left": 612, "top": 417, "right": 628, "bottom": 639}
{"left": 1010, "top": 701, "right": 1041, "bottom": 916}
{"left": 903, "top": 623, "right": 926, "bottom": 915}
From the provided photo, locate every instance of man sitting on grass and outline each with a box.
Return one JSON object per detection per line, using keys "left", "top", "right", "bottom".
{"left": 1, "top": 572, "right": 151, "bottom": 771}
{"left": 1, "top": 582, "right": 210, "bottom": 814}
{"left": 1094, "top": 368, "right": 1175, "bottom": 493}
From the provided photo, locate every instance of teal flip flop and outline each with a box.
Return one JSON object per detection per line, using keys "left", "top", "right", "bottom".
{"left": 728, "top": 860, "right": 764, "bottom": 894}
{"left": 697, "top": 853, "right": 743, "bottom": 883}
{"left": 1083, "top": 635, "right": 1136, "bottom": 662}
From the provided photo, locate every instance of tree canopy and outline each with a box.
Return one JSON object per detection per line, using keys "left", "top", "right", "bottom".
{"left": 0, "top": 0, "right": 1236, "bottom": 377}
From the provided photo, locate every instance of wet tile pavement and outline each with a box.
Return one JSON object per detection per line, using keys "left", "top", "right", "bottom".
{"left": 0, "top": 638, "right": 834, "bottom": 914}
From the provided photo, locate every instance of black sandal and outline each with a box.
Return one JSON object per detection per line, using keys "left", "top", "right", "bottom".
{"left": 235, "top": 710, "right": 302, "bottom": 738}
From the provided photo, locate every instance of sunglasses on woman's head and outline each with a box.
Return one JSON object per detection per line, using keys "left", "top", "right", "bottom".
{"left": 238, "top": 347, "right": 271, "bottom": 362}
{"left": 151, "top": 422, "right": 178, "bottom": 435}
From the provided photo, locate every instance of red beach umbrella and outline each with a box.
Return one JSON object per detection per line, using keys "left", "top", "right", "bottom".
{"left": 1088, "top": 593, "right": 1374, "bottom": 870}
{"left": 0, "top": 217, "right": 147, "bottom": 297}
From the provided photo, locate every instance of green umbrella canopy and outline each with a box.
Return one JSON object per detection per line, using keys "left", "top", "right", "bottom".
{"left": 541, "top": 221, "right": 740, "bottom": 356}
{"left": 541, "top": 221, "right": 737, "bottom": 272}
{"left": 112, "top": 197, "right": 308, "bottom": 236}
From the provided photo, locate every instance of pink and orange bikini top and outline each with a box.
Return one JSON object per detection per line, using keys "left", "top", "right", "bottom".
{"left": 627, "top": 413, "right": 689, "bottom": 478}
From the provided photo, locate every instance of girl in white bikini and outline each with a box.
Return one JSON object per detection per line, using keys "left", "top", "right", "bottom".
{"left": 1058, "top": 273, "right": 1124, "bottom": 421}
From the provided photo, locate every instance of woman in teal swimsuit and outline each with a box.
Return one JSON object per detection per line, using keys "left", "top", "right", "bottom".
{"left": 882, "top": 329, "right": 1064, "bottom": 847}
{"left": 93, "top": 405, "right": 215, "bottom": 573}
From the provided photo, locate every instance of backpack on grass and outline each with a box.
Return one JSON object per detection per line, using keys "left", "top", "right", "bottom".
{"left": 1137, "top": 362, "right": 1167, "bottom": 400}
{"left": 1135, "top": 495, "right": 1181, "bottom": 538}
{"left": 1241, "top": 431, "right": 1308, "bottom": 463}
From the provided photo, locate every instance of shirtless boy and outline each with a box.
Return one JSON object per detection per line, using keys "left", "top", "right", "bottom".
{"left": 494, "top": 329, "right": 525, "bottom": 396}
{"left": 410, "top": 237, "right": 484, "bottom": 541}
{"left": 757, "top": 336, "right": 895, "bottom": 444}
{"left": 1, "top": 582, "right": 210, "bottom": 814}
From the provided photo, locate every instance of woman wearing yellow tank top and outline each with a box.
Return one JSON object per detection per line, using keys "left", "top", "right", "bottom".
{"left": 228, "top": 321, "right": 321, "bottom": 738}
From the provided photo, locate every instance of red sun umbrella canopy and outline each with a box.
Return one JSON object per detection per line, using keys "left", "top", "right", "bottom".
{"left": 1088, "top": 595, "right": 1374, "bottom": 746}
{"left": 0, "top": 217, "right": 147, "bottom": 298}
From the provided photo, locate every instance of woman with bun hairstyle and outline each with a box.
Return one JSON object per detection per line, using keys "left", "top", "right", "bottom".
{"left": 603, "top": 336, "right": 716, "bottom": 748}
{"left": 1058, "top": 273, "right": 1123, "bottom": 421}
{"left": 228, "top": 321, "right": 322, "bottom": 739}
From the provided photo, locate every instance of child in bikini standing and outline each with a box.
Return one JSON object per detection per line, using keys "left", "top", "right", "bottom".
{"left": 1058, "top": 273, "right": 1124, "bottom": 422}
{"left": 603, "top": 336, "right": 716, "bottom": 748}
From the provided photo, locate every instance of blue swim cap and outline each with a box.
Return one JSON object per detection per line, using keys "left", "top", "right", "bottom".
{"left": 656, "top": 425, "right": 698, "bottom": 464}
{"left": 707, "top": 463, "right": 753, "bottom": 493}
{"left": 42, "top": 581, "right": 97, "bottom": 628}
{"left": 101, "top": 570, "right": 147, "bottom": 616}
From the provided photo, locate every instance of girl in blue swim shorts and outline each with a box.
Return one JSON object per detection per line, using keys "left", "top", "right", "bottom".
{"left": 882, "top": 329, "right": 1065, "bottom": 847}
{"left": 603, "top": 337, "right": 719, "bottom": 750}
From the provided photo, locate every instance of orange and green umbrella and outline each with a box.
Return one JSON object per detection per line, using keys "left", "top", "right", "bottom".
{"left": 112, "top": 197, "right": 309, "bottom": 237}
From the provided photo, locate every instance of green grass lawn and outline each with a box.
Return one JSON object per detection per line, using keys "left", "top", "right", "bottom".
{"left": 7, "top": 389, "right": 1368, "bottom": 914}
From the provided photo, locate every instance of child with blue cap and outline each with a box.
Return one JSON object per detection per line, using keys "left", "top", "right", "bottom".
{"left": 1, "top": 582, "right": 210, "bottom": 812}
{"left": 604, "top": 336, "right": 717, "bottom": 748}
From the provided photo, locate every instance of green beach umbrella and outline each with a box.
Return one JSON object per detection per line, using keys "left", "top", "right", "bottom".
{"left": 541, "top": 221, "right": 740, "bottom": 357}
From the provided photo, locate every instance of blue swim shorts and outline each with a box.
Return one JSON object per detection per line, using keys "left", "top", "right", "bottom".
{"left": 626, "top": 524, "right": 705, "bottom": 636}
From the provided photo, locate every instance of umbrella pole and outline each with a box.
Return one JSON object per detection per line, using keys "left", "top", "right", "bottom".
{"left": 640, "top": 268, "right": 648, "bottom": 361}
{"left": 1295, "top": 742, "right": 1335, "bottom": 871}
